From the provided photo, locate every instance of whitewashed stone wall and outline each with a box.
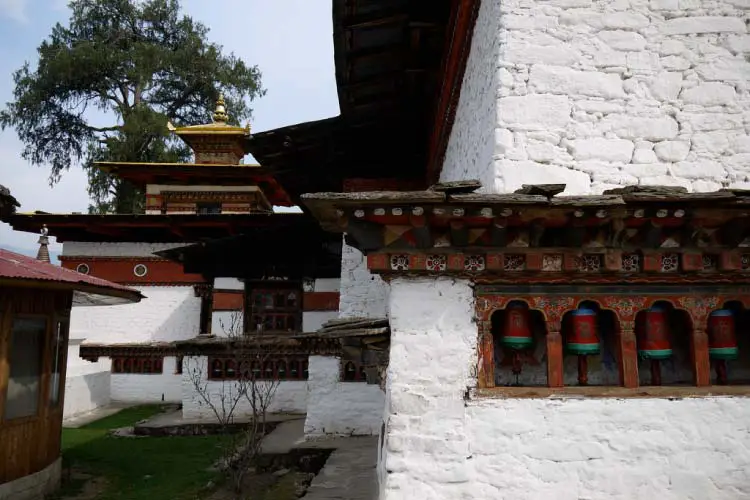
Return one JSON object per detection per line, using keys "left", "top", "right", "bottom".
{"left": 441, "top": 0, "right": 750, "bottom": 194}
{"left": 379, "top": 278, "right": 750, "bottom": 499}
{"left": 62, "top": 241, "right": 184, "bottom": 257}
{"left": 441, "top": 0, "right": 501, "bottom": 192}
{"left": 181, "top": 356, "right": 307, "bottom": 419}
{"left": 339, "top": 239, "right": 389, "bottom": 318}
{"left": 304, "top": 356, "right": 385, "bottom": 438}
{"left": 63, "top": 342, "right": 111, "bottom": 418}
{"left": 110, "top": 356, "right": 182, "bottom": 403}
{"left": 71, "top": 286, "right": 201, "bottom": 343}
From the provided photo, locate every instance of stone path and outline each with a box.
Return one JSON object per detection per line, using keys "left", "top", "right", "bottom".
{"left": 62, "top": 402, "right": 136, "bottom": 428}
{"left": 260, "top": 417, "right": 378, "bottom": 499}
{"left": 301, "top": 437, "right": 378, "bottom": 500}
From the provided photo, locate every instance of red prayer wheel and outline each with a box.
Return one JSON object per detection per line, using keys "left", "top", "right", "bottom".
{"left": 707, "top": 310, "right": 738, "bottom": 360}
{"left": 566, "top": 309, "right": 600, "bottom": 355}
{"left": 636, "top": 307, "right": 673, "bottom": 360}
{"left": 501, "top": 304, "right": 533, "bottom": 350}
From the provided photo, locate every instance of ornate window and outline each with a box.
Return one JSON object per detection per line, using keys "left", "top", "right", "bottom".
{"left": 112, "top": 357, "right": 164, "bottom": 374}
{"left": 207, "top": 357, "right": 309, "bottom": 381}
{"left": 245, "top": 283, "right": 302, "bottom": 334}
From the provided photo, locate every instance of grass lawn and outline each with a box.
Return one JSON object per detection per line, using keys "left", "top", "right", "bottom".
{"left": 58, "top": 405, "right": 229, "bottom": 500}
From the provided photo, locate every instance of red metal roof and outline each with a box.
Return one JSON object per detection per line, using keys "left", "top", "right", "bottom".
{"left": 0, "top": 248, "right": 143, "bottom": 303}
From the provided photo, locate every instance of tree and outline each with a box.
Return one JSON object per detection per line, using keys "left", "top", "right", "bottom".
{"left": 185, "top": 312, "right": 280, "bottom": 495}
{"left": 0, "top": 0, "right": 264, "bottom": 213}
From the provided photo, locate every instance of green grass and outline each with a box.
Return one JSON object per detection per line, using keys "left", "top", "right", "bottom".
{"left": 58, "top": 405, "right": 229, "bottom": 500}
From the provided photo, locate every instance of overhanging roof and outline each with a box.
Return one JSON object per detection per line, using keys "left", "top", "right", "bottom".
{"left": 94, "top": 162, "right": 293, "bottom": 207}
{"left": 7, "top": 212, "right": 309, "bottom": 243}
{"left": 0, "top": 248, "right": 143, "bottom": 305}
{"left": 155, "top": 229, "right": 343, "bottom": 279}
{"left": 246, "top": 1, "right": 453, "bottom": 199}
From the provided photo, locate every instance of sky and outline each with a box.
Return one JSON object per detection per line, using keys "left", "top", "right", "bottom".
{"left": 0, "top": 0, "right": 339, "bottom": 258}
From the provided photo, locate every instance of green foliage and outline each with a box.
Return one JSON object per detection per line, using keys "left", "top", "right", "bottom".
{"left": 0, "top": 0, "right": 264, "bottom": 213}
{"left": 60, "top": 405, "right": 229, "bottom": 499}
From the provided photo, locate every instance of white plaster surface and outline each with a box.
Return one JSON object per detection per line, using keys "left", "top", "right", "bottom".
{"left": 211, "top": 311, "right": 243, "bottom": 337}
{"left": 304, "top": 356, "right": 385, "bottom": 438}
{"left": 312, "top": 278, "right": 341, "bottom": 292}
{"left": 379, "top": 279, "right": 750, "bottom": 499}
{"left": 62, "top": 241, "right": 183, "bottom": 257}
{"left": 181, "top": 356, "right": 307, "bottom": 419}
{"left": 213, "top": 277, "right": 244, "bottom": 290}
{"left": 440, "top": 0, "right": 750, "bottom": 195}
{"left": 303, "top": 311, "right": 338, "bottom": 332}
{"left": 63, "top": 341, "right": 111, "bottom": 418}
{"left": 339, "top": 239, "right": 389, "bottom": 319}
{"left": 70, "top": 286, "right": 200, "bottom": 343}
{"left": 110, "top": 357, "right": 182, "bottom": 403}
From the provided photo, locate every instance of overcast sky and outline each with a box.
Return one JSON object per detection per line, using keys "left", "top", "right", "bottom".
{"left": 0, "top": 0, "right": 339, "bottom": 256}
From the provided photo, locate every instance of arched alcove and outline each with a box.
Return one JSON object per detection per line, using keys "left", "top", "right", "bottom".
{"left": 490, "top": 300, "right": 548, "bottom": 386}
{"left": 562, "top": 301, "right": 620, "bottom": 386}
{"left": 636, "top": 301, "right": 693, "bottom": 386}
{"left": 710, "top": 301, "right": 750, "bottom": 385}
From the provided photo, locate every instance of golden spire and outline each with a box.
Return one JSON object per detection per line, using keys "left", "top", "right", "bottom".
{"left": 213, "top": 93, "right": 228, "bottom": 123}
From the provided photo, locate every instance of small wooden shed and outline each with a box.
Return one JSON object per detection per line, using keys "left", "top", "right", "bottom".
{"left": 0, "top": 247, "right": 143, "bottom": 499}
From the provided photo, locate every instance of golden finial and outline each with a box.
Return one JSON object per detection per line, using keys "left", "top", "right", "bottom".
{"left": 244, "top": 121, "right": 251, "bottom": 134}
{"left": 213, "top": 93, "right": 228, "bottom": 123}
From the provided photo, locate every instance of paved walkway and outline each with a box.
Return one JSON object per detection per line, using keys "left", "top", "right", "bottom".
{"left": 260, "top": 418, "right": 378, "bottom": 499}
{"left": 62, "top": 402, "right": 136, "bottom": 428}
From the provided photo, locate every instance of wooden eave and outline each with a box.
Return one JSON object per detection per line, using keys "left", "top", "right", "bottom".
{"left": 154, "top": 227, "right": 343, "bottom": 279}
{"left": 247, "top": 1, "right": 460, "bottom": 199}
{"left": 7, "top": 212, "right": 306, "bottom": 243}
{"left": 303, "top": 188, "right": 750, "bottom": 282}
{"left": 94, "top": 162, "right": 293, "bottom": 206}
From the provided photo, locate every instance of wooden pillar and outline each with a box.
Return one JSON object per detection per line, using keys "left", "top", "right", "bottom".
{"left": 546, "top": 322, "right": 564, "bottom": 388}
{"left": 618, "top": 322, "right": 639, "bottom": 389}
{"left": 691, "top": 328, "right": 711, "bottom": 387}
{"left": 477, "top": 321, "right": 495, "bottom": 388}
{"left": 680, "top": 296, "right": 720, "bottom": 387}
{"left": 195, "top": 283, "right": 214, "bottom": 336}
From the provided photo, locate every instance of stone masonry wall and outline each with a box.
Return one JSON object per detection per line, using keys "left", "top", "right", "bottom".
{"left": 441, "top": 0, "right": 501, "bottom": 192}
{"left": 380, "top": 278, "right": 750, "bottom": 499}
{"left": 441, "top": 0, "right": 750, "bottom": 194}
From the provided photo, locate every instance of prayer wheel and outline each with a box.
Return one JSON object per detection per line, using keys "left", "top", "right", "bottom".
{"left": 501, "top": 304, "right": 534, "bottom": 350}
{"left": 707, "top": 310, "right": 738, "bottom": 360}
{"left": 566, "top": 309, "right": 600, "bottom": 355}
{"left": 637, "top": 307, "right": 673, "bottom": 360}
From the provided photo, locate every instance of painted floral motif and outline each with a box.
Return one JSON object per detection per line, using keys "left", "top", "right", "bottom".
{"left": 602, "top": 297, "right": 647, "bottom": 319}
{"left": 426, "top": 254, "right": 447, "bottom": 271}
{"left": 660, "top": 253, "right": 679, "bottom": 272}
{"left": 578, "top": 254, "right": 602, "bottom": 272}
{"left": 390, "top": 255, "right": 409, "bottom": 271}
{"left": 504, "top": 254, "right": 525, "bottom": 271}
{"left": 532, "top": 297, "right": 575, "bottom": 320}
{"left": 464, "top": 255, "right": 485, "bottom": 272}
{"left": 622, "top": 253, "right": 640, "bottom": 272}
{"left": 677, "top": 296, "right": 721, "bottom": 321}
{"left": 742, "top": 254, "right": 750, "bottom": 271}
{"left": 702, "top": 254, "right": 718, "bottom": 271}
{"left": 542, "top": 254, "right": 562, "bottom": 271}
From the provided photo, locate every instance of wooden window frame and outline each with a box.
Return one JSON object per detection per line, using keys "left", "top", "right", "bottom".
{"left": 2, "top": 314, "right": 50, "bottom": 423}
{"left": 207, "top": 356, "right": 309, "bottom": 381}
{"left": 243, "top": 280, "right": 303, "bottom": 335}
{"left": 111, "top": 357, "right": 164, "bottom": 375}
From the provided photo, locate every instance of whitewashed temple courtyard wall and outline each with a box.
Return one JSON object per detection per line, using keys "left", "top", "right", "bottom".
{"left": 377, "top": 278, "right": 750, "bottom": 499}
{"left": 441, "top": 0, "right": 750, "bottom": 195}
{"left": 375, "top": 1, "right": 750, "bottom": 498}
{"left": 62, "top": 242, "right": 202, "bottom": 417}
{"left": 304, "top": 239, "right": 387, "bottom": 437}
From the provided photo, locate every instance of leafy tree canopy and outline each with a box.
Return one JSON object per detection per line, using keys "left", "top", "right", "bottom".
{"left": 0, "top": 0, "right": 264, "bottom": 213}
